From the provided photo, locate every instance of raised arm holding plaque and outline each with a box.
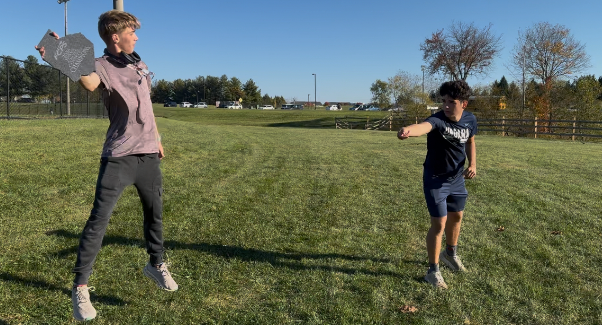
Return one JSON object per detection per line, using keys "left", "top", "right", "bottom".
{"left": 37, "top": 30, "right": 95, "bottom": 82}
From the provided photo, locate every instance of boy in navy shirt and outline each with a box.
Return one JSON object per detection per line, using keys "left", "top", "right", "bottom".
{"left": 397, "top": 80, "right": 477, "bottom": 289}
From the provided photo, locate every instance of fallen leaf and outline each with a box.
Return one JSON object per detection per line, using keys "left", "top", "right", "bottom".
{"left": 399, "top": 305, "right": 418, "bottom": 313}
{"left": 496, "top": 226, "right": 505, "bottom": 232}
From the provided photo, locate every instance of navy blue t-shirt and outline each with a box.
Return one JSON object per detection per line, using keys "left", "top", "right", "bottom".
{"left": 423, "top": 111, "right": 477, "bottom": 179}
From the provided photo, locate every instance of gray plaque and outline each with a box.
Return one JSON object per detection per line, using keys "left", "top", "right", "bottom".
{"left": 37, "top": 30, "right": 95, "bottom": 82}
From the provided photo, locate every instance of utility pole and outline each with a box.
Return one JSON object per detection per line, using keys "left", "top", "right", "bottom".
{"left": 520, "top": 29, "right": 526, "bottom": 116}
{"left": 421, "top": 66, "right": 425, "bottom": 93}
{"left": 522, "top": 49, "right": 525, "bottom": 114}
{"left": 113, "top": 0, "right": 123, "bottom": 10}
{"left": 312, "top": 73, "right": 316, "bottom": 110}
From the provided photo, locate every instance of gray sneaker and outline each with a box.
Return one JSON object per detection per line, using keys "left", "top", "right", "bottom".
{"left": 72, "top": 286, "right": 96, "bottom": 321}
{"left": 424, "top": 271, "right": 448, "bottom": 289}
{"left": 143, "top": 263, "right": 178, "bottom": 291}
{"left": 439, "top": 251, "right": 467, "bottom": 272}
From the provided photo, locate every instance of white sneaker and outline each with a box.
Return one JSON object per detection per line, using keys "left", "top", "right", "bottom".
{"left": 72, "top": 286, "right": 97, "bottom": 321}
{"left": 439, "top": 251, "right": 467, "bottom": 272}
{"left": 143, "top": 262, "right": 179, "bottom": 291}
{"left": 424, "top": 271, "right": 448, "bottom": 289}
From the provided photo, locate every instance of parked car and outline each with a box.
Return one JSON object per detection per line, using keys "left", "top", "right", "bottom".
{"left": 326, "top": 105, "right": 340, "bottom": 111}
{"left": 180, "top": 102, "right": 192, "bottom": 108}
{"left": 260, "top": 105, "right": 275, "bottom": 110}
{"left": 349, "top": 103, "right": 364, "bottom": 110}
{"left": 227, "top": 103, "right": 242, "bottom": 109}
{"left": 17, "top": 97, "right": 35, "bottom": 103}
{"left": 164, "top": 101, "right": 177, "bottom": 107}
{"left": 194, "top": 102, "right": 208, "bottom": 108}
{"left": 365, "top": 105, "right": 380, "bottom": 111}
{"left": 281, "top": 104, "right": 295, "bottom": 109}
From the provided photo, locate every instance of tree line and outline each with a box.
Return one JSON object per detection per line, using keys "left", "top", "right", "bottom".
{"left": 0, "top": 55, "right": 62, "bottom": 101}
{"left": 370, "top": 21, "right": 602, "bottom": 121}
{"left": 0, "top": 55, "right": 289, "bottom": 109}
{"left": 151, "top": 76, "right": 287, "bottom": 108}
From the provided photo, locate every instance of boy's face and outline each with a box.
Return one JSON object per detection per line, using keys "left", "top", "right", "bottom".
{"left": 114, "top": 27, "right": 138, "bottom": 54}
{"left": 441, "top": 95, "right": 467, "bottom": 121}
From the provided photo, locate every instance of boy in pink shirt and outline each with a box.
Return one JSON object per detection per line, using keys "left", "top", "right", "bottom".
{"left": 37, "top": 10, "right": 177, "bottom": 321}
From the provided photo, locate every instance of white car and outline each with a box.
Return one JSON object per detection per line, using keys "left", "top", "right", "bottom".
{"left": 194, "top": 102, "right": 208, "bottom": 108}
{"left": 180, "top": 102, "right": 192, "bottom": 108}
{"left": 326, "top": 105, "right": 340, "bottom": 111}
{"left": 260, "top": 105, "right": 274, "bottom": 110}
{"left": 227, "top": 103, "right": 242, "bottom": 109}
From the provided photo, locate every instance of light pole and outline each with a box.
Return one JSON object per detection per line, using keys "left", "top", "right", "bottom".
{"left": 113, "top": 0, "right": 123, "bottom": 10}
{"left": 312, "top": 73, "right": 316, "bottom": 110}
{"left": 421, "top": 65, "right": 426, "bottom": 94}
{"left": 58, "top": 0, "right": 70, "bottom": 115}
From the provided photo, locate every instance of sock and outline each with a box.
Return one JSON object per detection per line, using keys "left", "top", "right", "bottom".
{"left": 428, "top": 263, "right": 439, "bottom": 274}
{"left": 446, "top": 244, "right": 457, "bottom": 257}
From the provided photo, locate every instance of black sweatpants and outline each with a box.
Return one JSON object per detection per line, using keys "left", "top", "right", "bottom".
{"left": 73, "top": 153, "right": 164, "bottom": 285}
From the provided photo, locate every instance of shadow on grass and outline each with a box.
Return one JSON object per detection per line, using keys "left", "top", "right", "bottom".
{"left": 265, "top": 118, "right": 335, "bottom": 129}
{"left": 47, "top": 229, "right": 423, "bottom": 278}
{"left": 0, "top": 272, "right": 126, "bottom": 306}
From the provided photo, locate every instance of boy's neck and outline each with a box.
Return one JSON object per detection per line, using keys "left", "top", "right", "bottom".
{"left": 446, "top": 111, "right": 463, "bottom": 122}
{"left": 105, "top": 44, "right": 121, "bottom": 57}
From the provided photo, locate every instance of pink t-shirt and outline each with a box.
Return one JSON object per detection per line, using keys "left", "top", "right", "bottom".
{"left": 95, "top": 56, "right": 159, "bottom": 157}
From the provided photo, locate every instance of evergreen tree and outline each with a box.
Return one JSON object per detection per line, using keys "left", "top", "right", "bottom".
{"left": 0, "top": 56, "right": 27, "bottom": 99}
{"left": 243, "top": 79, "right": 261, "bottom": 108}
{"left": 261, "top": 93, "right": 272, "bottom": 105}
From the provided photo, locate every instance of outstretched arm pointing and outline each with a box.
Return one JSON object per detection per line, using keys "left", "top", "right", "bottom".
{"left": 397, "top": 122, "right": 433, "bottom": 140}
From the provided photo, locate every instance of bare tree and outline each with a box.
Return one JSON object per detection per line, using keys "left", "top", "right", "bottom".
{"left": 387, "top": 71, "right": 421, "bottom": 106}
{"left": 511, "top": 22, "right": 590, "bottom": 119}
{"left": 511, "top": 22, "right": 590, "bottom": 85}
{"left": 421, "top": 21, "right": 503, "bottom": 81}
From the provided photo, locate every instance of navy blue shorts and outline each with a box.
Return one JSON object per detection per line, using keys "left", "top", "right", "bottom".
{"left": 423, "top": 171, "right": 468, "bottom": 218}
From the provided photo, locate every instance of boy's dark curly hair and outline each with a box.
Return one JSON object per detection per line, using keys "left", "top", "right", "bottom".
{"left": 439, "top": 80, "right": 471, "bottom": 101}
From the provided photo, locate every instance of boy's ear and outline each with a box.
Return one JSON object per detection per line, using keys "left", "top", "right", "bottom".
{"left": 111, "top": 34, "right": 119, "bottom": 44}
{"left": 461, "top": 100, "right": 468, "bottom": 109}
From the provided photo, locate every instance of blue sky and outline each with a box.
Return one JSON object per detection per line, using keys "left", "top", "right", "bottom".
{"left": 3, "top": 0, "right": 601, "bottom": 103}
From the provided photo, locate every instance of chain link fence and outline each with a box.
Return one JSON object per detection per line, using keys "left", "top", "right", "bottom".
{"left": 1, "top": 56, "right": 106, "bottom": 119}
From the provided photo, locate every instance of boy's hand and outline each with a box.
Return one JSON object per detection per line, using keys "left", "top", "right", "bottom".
{"left": 158, "top": 142, "right": 165, "bottom": 159}
{"left": 463, "top": 166, "right": 476, "bottom": 179}
{"left": 34, "top": 31, "right": 60, "bottom": 60}
{"left": 397, "top": 127, "right": 410, "bottom": 140}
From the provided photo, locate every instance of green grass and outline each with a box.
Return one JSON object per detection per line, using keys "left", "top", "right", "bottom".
{"left": 153, "top": 105, "right": 390, "bottom": 128}
{"left": 0, "top": 108, "right": 601, "bottom": 324}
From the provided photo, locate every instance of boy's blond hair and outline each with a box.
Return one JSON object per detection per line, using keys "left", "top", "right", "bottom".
{"left": 98, "top": 10, "right": 141, "bottom": 44}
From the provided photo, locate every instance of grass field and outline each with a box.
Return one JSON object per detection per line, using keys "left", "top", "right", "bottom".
{"left": 0, "top": 107, "right": 601, "bottom": 324}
